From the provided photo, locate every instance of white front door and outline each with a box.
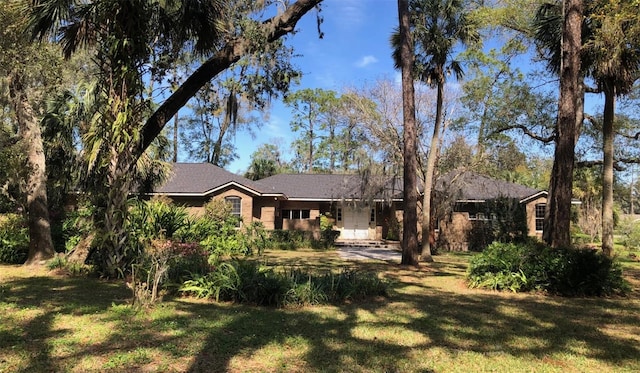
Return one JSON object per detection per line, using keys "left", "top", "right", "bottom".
{"left": 341, "top": 205, "right": 370, "bottom": 240}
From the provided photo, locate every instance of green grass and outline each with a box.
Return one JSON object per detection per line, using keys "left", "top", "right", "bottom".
{"left": 1, "top": 250, "right": 639, "bottom": 372}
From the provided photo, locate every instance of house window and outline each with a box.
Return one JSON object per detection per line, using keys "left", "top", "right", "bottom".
{"left": 468, "top": 212, "right": 477, "bottom": 220}
{"left": 282, "top": 209, "right": 311, "bottom": 220}
{"left": 370, "top": 208, "right": 375, "bottom": 223}
{"left": 336, "top": 208, "right": 342, "bottom": 222}
{"left": 225, "top": 196, "right": 242, "bottom": 227}
{"left": 535, "top": 203, "right": 546, "bottom": 231}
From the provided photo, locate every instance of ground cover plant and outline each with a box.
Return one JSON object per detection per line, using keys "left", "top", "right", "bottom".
{"left": 1, "top": 250, "right": 639, "bottom": 372}
{"left": 181, "top": 259, "right": 388, "bottom": 306}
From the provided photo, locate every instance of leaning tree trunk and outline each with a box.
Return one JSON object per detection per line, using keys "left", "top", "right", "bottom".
{"left": 420, "top": 80, "right": 445, "bottom": 263}
{"left": 601, "top": 84, "right": 615, "bottom": 257}
{"left": 137, "top": 0, "right": 323, "bottom": 160}
{"left": 8, "top": 72, "right": 56, "bottom": 265}
{"left": 398, "top": 0, "right": 420, "bottom": 266}
{"left": 543, "top": 0, "right": 583, "bottom": 248}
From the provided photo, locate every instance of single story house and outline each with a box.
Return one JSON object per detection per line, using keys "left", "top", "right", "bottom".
{"left": 153, "top": 163, "right": 549, "bottom": 249}
{"left": 434, "top": 171, "right": 548, "bottom": 251}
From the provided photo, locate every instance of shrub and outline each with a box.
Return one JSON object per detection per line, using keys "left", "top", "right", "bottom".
{"left": 46, "top": 255, "right": 94, "bottom": 276}
{"left": 0, "top": 214, "right": 28, "bottom": 264}
{"left": 240, "top": 222, "right": 270, "bottom": 256}
{"left": 168, "top": 242, "right": 210, "bottom": 282}
{"left": 181, "top": 260, "right": 388, "bottom": 307}
{"left": 268, "top": 230, "right": 313, "bottom": 250}
{"left": 62, "top": 202, "right": 95, "bottom": 252}
{"left": 128, "top": 197, "right": 188, "bottom": 241}
{"left": 617, "top": 217, "right": 640, "bottom": 251}
{"left": 181, "top": 260, "right": 280, "bottom": 304}
{"left": 174, "top": 198, "right": 248, "bottom": 262}
{"left": 62, "top": 203, "right": 95, "bottom": 252}
{"left": 467, "top": 241, "right": 629, "bottom": 296}
{"left": 316, "top": 214, "right": 340, "bottom": 249}
{"left": 130, "top": 240, "right": 210, "bottom": 307}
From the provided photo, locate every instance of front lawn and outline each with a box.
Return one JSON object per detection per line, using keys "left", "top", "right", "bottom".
{"left": 1, "top": 251, "right": 639, "bottom": 372}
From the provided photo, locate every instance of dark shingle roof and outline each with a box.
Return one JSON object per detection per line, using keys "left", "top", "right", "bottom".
{"left": 256, "top": 173, "right": 401, "bottom": 200}
{"left": 154, "top": 164, "right": 542, "bottom": 202}
{"left": 155, "top": 163, "right": 268, "bottom": 196}
{"left": 436, "top": 171, "right": 542, "bottom": 201}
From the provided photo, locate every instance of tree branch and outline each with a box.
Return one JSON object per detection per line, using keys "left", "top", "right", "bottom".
{"left": 136, "top": 0, "right": 323, "bottom": 159}
{"left": 577, "top": 158, "right": 640, "bottom": 171}
{"left": 584, "top": 85, "right": 600, "bottom": 94}
{"left": 619, "top": 131, "right": 640, "bottom": 140}
{"left": 489, "top": 125, "right": 555, "bottom": 143}
{"left": 583, "top": 113, "right": 598, "bottom": 124}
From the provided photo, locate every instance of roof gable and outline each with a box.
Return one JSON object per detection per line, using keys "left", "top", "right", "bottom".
{"left": 154, "top": 163, "right": 268, "bottom": 196}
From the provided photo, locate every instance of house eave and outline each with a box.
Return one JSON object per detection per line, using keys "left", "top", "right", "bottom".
{"left": 150, "top": 181, "right": 286, "bottom": 199}
{"left": 284, "top": 197, "right": 402, "bottom": 203}
{"left": 202, "top": 181, "right": 264, "bottom": 196}
{"left": 519, "top": 191, "right": 548, "bottom": 204}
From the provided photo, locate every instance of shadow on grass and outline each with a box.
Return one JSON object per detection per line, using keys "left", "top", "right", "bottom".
{"left": 1, "top": 255, "right": 639, "bottom": 372}
{"left": 0, "top": 273, "right": 130, "bottom": 372}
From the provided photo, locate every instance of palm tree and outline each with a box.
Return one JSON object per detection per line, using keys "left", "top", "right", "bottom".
{"left": 534, "top": 0, "right": 640, "bottom": 255}
{"left": 29, "top": 0, "right": 225, "bottom": 276}
{"left": 28, "top": 0, "right": 323, "bottom": 275}
{"left": 585, "top": 1, "right": 640, "bottom": 257}
{"left": 393, "top": 0, "right": 480, "bottom": 262}
{"left": 245, "top": 158, "right": 278, "bottom": 181}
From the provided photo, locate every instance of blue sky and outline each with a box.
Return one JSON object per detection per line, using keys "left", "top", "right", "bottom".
{"left": 219, "top": 0, "right": 608, "bottom": 174}
{"left": 225, "top": 0, "right": 401, "bottom": 173}
{"left": 184, "top": 0, "right": 612, "bottom": 175}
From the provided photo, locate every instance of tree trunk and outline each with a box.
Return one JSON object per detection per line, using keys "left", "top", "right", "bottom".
{"left": 329, "top": 124, "right": 336, "bottom": 172}
{"left": 212, "top": 117, "right": 231, "bottom": 166}
{"left": 94, "top": 148, "right": 134, "bottom": 278}
{"left": 8, "top": 72, "right": 56, "bottom": 265}
{"left": 420, "top": 80, "right": 445, "bottom": 262}
{"left": 173, "top": 112, "right": 179, "bottom": 162}
{"left": 601, "top": 84, "right": 615, "bottom": 257}
{"left": 543, "top": 0, "right": 583, "bottom": 248}
{"left": 398, "top": 0, "right": 419, "bottom": 266}
{"left": 308, "top": 117, "right": 314, "bottom": 172}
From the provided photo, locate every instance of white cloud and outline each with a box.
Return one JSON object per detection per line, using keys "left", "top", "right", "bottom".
{"left": 332, "top": 0, "right": 366, "bottom": 29}
{"left": 355, "top": 55, "right": 378, "bottom": 68}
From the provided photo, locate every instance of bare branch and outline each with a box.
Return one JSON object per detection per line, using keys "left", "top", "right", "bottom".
{"left": 619, "top": 131, "right": 640, "bottom": 140}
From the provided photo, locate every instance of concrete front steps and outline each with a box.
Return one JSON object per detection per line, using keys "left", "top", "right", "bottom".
{"left": 334, "top": 240, "right": 401, "bottom": 250}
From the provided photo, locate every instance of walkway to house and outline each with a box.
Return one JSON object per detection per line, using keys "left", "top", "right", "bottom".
{"left": 335, "top": 241, "right": 402, "bottom": 262}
